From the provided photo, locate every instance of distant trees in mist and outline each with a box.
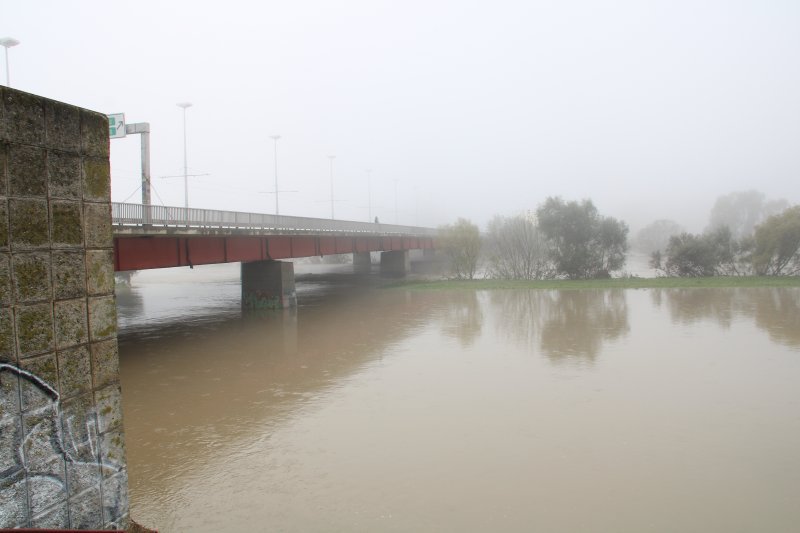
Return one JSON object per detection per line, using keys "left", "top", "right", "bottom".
{"left": 707, "top": 190, "right": 789, "bottom": 240}
{"left": 634, "top": 219, "right": 685, "bottom": 255}
{"left": 440, "top": 189, "right": 798, "bottom": 280}
{"left": 651, "top": 191, "right": 799, "bottom": 277}
{"left": 442, "top": 197, "right": 629, "bottom": 280}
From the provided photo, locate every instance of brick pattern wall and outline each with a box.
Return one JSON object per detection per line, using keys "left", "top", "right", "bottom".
{"left": 0, "top": 87, "right": 128, "bottom": 529}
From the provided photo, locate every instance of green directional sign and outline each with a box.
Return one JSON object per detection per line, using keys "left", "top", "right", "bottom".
{"left": 108, "top": 113, "right": 126, "bottom": 139}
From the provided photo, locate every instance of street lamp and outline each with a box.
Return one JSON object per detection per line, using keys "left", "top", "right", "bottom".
{"left": 394, "top": 179, "right": 399, "bottom": 224}
{"left": 366, "top": 169, "right": 372, "bottom": 222}
{"left": 176, "top": 102, "right": 192, "bottom": 211}
{"left": 0, "top": 37, "right": 20, "bottom": 87}
{"left": 270, "top": 135, "right": 281, "bottom": 215}
{"left": 328, "top": 155, "right": 336, "bottom": 219}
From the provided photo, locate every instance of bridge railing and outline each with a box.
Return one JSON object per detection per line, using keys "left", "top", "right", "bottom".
{"left": 111, "top": 203, "right": 438, "bottom": 237}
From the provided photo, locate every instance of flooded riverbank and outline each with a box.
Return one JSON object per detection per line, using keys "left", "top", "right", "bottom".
{"left": 118, "top": 265, "right": 800, "bottom": 532}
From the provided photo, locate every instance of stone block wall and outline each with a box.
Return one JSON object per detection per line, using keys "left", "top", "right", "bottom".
{"left": 0, "top": 87, "right": 128, "bottom": 529}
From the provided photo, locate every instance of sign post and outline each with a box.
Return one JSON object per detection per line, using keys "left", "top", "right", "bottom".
{"left": 108, "top": 114, "right": 151, "bottom": 224}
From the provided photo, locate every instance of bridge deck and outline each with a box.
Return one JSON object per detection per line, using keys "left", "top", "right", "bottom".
{"left": 112, "top": 202, "right": 436, "bottom": 237}
{"left": 111, "top": 203, "right": 437, "bottom": 271}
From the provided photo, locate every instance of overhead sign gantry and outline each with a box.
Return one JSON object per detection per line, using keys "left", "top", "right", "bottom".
{"left": 108, "top": 113, "right": 152, "bottom": 224}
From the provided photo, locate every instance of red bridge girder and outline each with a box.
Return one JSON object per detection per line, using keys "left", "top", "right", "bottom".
{"left": 113, "top": 235, "right": 435, "bottom": 272}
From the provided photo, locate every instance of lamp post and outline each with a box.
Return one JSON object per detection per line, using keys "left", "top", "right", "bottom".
{"left": 176, "top": 102, "right": 192, "bottom": 211}
{"left": 366, "top": 169, "right": 372, "bottom": 222}
{"left": 0, "top": 37, "right": 20, "bottom": 87}
{"left": 328, "top": 155, "right": 336, "bottom": 219}
{"left": 270, "top": 135, "right": 281, "bottom": 215}
{"left": 394, "top": 179, "right": 399, "bottom": 224}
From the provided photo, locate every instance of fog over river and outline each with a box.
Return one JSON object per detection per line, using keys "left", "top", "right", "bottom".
{"left": 117, "top": 264, "right": 800, "bottom": 532}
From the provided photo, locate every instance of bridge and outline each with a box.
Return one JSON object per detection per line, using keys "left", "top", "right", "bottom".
{"left": 0, "top": 86, "right": 439, "bottom": 530}
{"left": 112, "top": 202, "right": 438, "bottom": 309}
{"left": 112, "top": 202, "right": 436, "bottom": 270}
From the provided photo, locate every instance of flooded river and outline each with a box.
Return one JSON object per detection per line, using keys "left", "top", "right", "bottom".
{"left": 117, "top": 264, "right": 800, "bottom": 532}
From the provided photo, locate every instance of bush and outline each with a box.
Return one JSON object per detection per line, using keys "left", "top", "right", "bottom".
{"left": 659, "top": 227, "right": 750, "bottom": 277}
{"left": 439, "top": 218, "right": 481, "bottom": 279}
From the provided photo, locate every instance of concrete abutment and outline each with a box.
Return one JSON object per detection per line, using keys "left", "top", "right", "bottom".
{"left": 0, "top": 87, "right": 129, "bottom": 529}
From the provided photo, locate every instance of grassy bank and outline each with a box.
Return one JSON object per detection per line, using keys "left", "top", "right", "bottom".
{"left": 390, "top": 276, "right": 800, "bottom": 291}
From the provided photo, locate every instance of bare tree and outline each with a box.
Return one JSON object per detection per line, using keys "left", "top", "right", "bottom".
{"left": 485, "top": 215, "right": 556, "bottom": 280}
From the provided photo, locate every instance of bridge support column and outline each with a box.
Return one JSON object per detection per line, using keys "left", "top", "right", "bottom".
{"left": 423, "top": 248, "right": 436, "bottom": 260}
{"left": 380, "top": 250, "right": 410, "bottom": 277}
{"left": 353, "top": 252, "right": 371, "bottom": 273}
{"left": 241, "top": 260, "right": 297, "bottom": 310}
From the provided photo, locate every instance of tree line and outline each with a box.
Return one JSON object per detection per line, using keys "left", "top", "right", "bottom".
{"left": 439, "top": 197, "right": 628, "bottom": 280}
{"left": 439, "top": 191, "right": 800, "bottom": 279}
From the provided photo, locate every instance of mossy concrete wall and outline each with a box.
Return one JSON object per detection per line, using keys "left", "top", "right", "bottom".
{"left": 0, "top": 87, "right": 128, "bottom": 529}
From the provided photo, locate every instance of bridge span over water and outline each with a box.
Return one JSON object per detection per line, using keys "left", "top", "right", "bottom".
{"left": 112, "top": 202, "right": 439, "bottom": 309}
{"left": 0, "top": 86, "right": 442, "bottom": 529}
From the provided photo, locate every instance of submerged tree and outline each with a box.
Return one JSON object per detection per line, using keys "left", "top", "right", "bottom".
{"left": 536, "top": 197, "right": 628, "bottom": 279}
{"left": 438, "top": 218, "right": 481, "bottom": 280}
{"left": 485, "top": 215, "right": 555, "bottom": 280}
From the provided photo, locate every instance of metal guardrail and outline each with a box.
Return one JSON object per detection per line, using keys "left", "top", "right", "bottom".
{"left": 111, "top": 203, "right": 438, "bottom": 237}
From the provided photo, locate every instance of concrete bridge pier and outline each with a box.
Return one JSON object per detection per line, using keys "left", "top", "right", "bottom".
{"left": 353, "top": 252, "right": 372, "bottom": 273}
{"left": 241, "top": 260, "right": 297, "bottom": 310}
{"left": 380, "top": 250, "right": 410, "bottom": 277}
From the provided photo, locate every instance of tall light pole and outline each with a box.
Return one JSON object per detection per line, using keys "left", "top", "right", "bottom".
{"left": 366, "top": 169, "right": 373, "bottom": 222}
{"left": 0, "top": 37, "right": 20, "bottom": 87}
{"left": 328, "top": 155, "right": 336, "bottom": 219}
{"left": 270, "top": 135, "right": 281, "bottom": 215}
{"left": 394, "top": 179, "right": 399, "bottom": 224}
{"left": 176, "top": 102, "right": 193, "bottom": 211}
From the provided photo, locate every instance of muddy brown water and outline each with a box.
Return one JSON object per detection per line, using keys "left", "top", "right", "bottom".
{"left": 117, "top": 264, "right": 800, "bottom": 532}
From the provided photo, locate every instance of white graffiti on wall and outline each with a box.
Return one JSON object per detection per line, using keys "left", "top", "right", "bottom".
{"left": 0, "top": 363, "right": 124, "bottom": 527}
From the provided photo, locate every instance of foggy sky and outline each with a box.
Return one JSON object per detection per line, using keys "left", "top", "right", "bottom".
{"left": 3, "top": 0, "right": 799, "bottom": 232}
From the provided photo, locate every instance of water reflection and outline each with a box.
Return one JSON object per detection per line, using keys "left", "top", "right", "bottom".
{"left": 118, "top": 279, "right": 800, "bottom": 532}
{"left": 115, "top": 284, "right": 144, "bottom": 317}
{"left": 118, "top": 285, "right": 445, "bottom": 529}
{"left": 490, "top": 289, "right": 629, "bottom": 362}
{"left": 650, "top": 288, "right": 738, "bottom": 328}
{"left": 437, "top": 291, "right": 484, "bottom": 347}
{"left": 651, "top": 288, "right": 800, "bottom": 348}
{"left": 752, "top": 289, "right": 800, "bottom": 348}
